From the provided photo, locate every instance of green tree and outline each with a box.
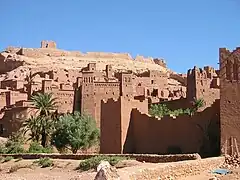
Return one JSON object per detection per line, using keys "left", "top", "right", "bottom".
{"left": 149, "top": 104, "right": 170, "bottom": 117}
{"left": 23, "top": 92, "right": 58, "bottom": 147}
{"left": 31, "top": 92, "right": 58, "bottom": 117}
{"left": 51, "top": 112, "right": 100, "bottom": 154}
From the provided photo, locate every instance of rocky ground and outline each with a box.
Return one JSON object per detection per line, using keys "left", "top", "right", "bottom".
{"left": 0, "top": 158, "right": 238, "bottom": 180}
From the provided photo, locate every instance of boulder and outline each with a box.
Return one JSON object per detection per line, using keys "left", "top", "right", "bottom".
{"left": 96, "top": 160, "right": 111, "bottom": 172}
{"left": 94, "top": 161, "right": 120, "bottom": 180}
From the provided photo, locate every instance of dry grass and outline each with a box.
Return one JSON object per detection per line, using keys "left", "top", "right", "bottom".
{"left": 8, "top": 164, "right": 33, "bottom": 173}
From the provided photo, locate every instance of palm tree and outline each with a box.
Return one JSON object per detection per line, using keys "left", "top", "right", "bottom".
{"left": 194, "top": 98, "right": 205, "bottom": 110}
{"left": 22, "top": 115, "right": 41, "bottom": 142}
{"left": 31, "top": 92, "right": 58, "bottom": 117}
{"left": 29, "top": 92, "right": 58, "bottom": 147}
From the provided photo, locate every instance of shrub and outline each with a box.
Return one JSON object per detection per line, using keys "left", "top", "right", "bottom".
{"left": 4, "top": 141, "right": 25, "bottom": 154}
{"left": 0, "top": 144, "right": 7, "bottom": 154}
{"left": 34, "top": 157, "right": 54, "bottom": 168}
{"left": 28, "top": 142, "right": 53, "bottom": 153}
{"left": 3, "top": 156, "right": 14, "bottom": 163}
{"left": 78, "top": 156, "right": 128, "bottom": 171}
{"left": 149, "top": 104, "right": 170, "bottom": 117}
{"left": 52, "top": 112, "right": 100, "bottom": 154}
{"left": 3, "top": 132, "right": 25, "bottom": 154}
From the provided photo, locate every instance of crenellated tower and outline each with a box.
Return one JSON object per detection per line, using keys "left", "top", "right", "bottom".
{"left": 220, "top": 47, "right": 240, "bottom": 154}
{"left": 187, "top": 66, "right": 210, "bottom": 101}
{"left": 81, "top": 71, "right": 96, "bottom": 119}
{"left": 120, "top": 73, "right": 134, "bottom": 98}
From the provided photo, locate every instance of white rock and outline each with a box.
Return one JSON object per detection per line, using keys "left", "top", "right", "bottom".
{"left": 95, "top": 161, "right": 120, "bottom": 180}
{"left": 96, "top": 160, "right": 111, "bottom": 172}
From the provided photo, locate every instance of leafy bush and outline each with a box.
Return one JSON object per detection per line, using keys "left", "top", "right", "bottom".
{"left": 149, "top": 104, "right": 170, "bottom": 117}
{"left": 4, "top": 141, "right": 25, "bottom": 154}
{"left": 149, "top": 98, "right": 205, "bottom": 118}
{"left": 78, "top": 156, "right": 128, "bottom": 171}
{"left": 0, "top": 144, "right": 7, "bottom": 154}
{"left": 52, "top": 112, "right": 100, "bottom": 154}
{"left": 3, "top": 156, "right": 14, "bottom": 163}
{"left": 34, "top": 157, "right": 54, "bottom": 168}
{"left": 28, "top": 141, "right": 53, "bottom": 153}
{"left": 0, "top": 132, "right": 25, "bottom": 154}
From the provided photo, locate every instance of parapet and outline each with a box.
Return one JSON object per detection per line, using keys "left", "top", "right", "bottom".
{"left": 84, "top": 52, "right": 132, "bottom": 59}
{"left": 135, "top": 55, "right": 154, "bottom": 64}
{"left": 187, "top": 66, "right": 207, "bottom": 79}
{"left": 40, "top": 40, "right": 57, "bottom": 49}
{"left": 153, "top": 58, "right": 167, "bottom": 68}
{"left": 203, "top": 66, "right": 218, "bottom": 78}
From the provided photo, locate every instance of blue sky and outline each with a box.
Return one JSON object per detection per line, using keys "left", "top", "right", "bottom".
{"left": 1, "top": 0, "right": 240, "bottom": 73}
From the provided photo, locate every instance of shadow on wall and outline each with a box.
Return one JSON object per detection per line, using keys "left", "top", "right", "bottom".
{"left": 123, "top": 100, "right": 220, "bottom": 158}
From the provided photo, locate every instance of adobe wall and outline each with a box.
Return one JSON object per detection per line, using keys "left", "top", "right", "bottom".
{"left": 94, "top": 82, "right": 120, "bottom": 126}
{"left": 100, "top": 97, "right": 148, "bottom": 154}
{"left": 54, "top": 90, "right": 74, "bottom": 113}
{"left": 0, "top": 107, "right": 36, "bottom": 137}
{"left": 41, "top": 80, "right": 75, "bottom": 113}
{"left": 101, "top": 95, "right": 220, "bottom": 156}
{"left": 79, "top": 65, "right": 123, "bottom": 126}
{"left": 1, "top": 153, "right": 201, "bottom": 163}
{"left": 84, "top": 52, "right": 132, "bottom": 60}
{"left": 135, "top": 55, "right": 155, "bottom": 64}
{"left": 153, "top": 58, "right": 167, "bottom": 68}
{"left": 130, "top": 100, "right": 220, "bottom": 156}
{"left": 0, "top": 58, "right": 24, "bottom": 74}
{"left": 5, "top": 91, "right": 28, "bottom": 107}
{"left": 187, "top": 66, "right": 220, "bottom": 107}
{"left": 40, "top": 40, "right": 57, "bottom": 49}
{"left": 219, "top": 47, "right": 240, "bottom": 153}
{"left": 170, "top": 73, "right": 187, "bottom": 86}
{"left": 1, "top": 80, "right": 24, "bottom": 90}
{"left": 0, "top": 90, "right": 11, "bottom": 109}
{"left": 100, "top": 98, "right": 121, "bottom": 153}
{"left": 133, "top": 71, "right": 169, "bottom": 100}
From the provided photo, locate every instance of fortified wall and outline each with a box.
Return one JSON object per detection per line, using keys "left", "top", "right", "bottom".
{"left": 100, "top": 97, "right": 148, "bottom": 154}
{"left": 100, "top": 97, "right": 220, "bottom": 157}
{"left": 220, "top": 47, "right": 240, "bottom": 153}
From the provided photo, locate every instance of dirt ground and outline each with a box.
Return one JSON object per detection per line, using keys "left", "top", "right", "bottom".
{"left": 0, "top": 159, "right": 239, "bottom": 180}
{"left": 180, "top": 168, "right": 240, "bottom": 180}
